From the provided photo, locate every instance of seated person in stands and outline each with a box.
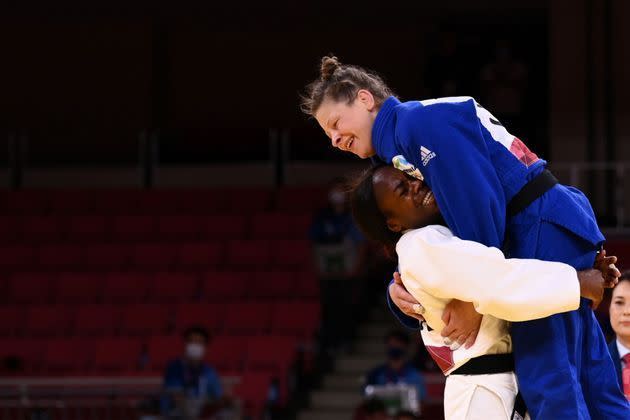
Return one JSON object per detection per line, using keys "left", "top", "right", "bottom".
{"left": 364, "top": 330, "right": 427, "bottom": 406}
{"left": 310, "top": 178, "right": 367, "bottom": 276}
{"left": 394, "top": 410, "right": 419, "bottom": 420}
{"left": 354, "top": 397, "right": 390, "bottom": 420}
{"left": 161, "top": 326, "right": 225, "bottom": 419}
{"left": 608, "top": 272, "right": 630, "bottom": 399}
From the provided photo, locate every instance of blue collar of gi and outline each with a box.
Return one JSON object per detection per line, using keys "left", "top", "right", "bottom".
{"left": 372, "top": 96, "right": 401, "bottom": 163}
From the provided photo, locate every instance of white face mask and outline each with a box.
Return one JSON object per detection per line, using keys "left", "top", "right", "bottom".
{"left": 186, "top": 343, "right": 205, "bottom": 360}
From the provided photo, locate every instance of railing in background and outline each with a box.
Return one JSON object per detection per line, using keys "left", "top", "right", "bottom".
{"left": 5, "top": 132, "right": 629, "bottom": 231}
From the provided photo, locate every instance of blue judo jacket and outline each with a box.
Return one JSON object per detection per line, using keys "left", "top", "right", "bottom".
{"left": 373, "top": 96, "right": 629, "bottom": 419}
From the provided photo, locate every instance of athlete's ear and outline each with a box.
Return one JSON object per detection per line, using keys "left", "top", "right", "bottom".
{"left": 357, "top": 89, "right": 376, "bottom": 112}
{"left": 386, "top": 218, "right": 402, "bottom": 233}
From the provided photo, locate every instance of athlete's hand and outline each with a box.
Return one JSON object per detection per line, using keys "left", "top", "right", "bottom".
{"left": 390, "top": 272, "right": 425, "bottom": 322}
{"left": 441, "top": 300, "right": 482, "bottom": 350}
{"left": 594, "top": 249, "right": 620, "bottom": 288}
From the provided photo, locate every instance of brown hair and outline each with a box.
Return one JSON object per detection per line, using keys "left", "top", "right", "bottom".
{"left": 300, "top": 55, "right": 394, "bottom": 116}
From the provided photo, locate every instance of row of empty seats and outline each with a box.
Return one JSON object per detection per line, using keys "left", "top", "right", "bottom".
{"left": 0, "top": 187, "right": 326, "bottom": 214}
{"left": 0, "top": 239, "right": 311, "bottom": 270}
{"left": 0, "top": 212, "right": 313, "bottom": 242}
{"left": 1, "top": 270, "right": 318, "bottom": 304}
{"left": 0, "top": 301, "right": 320, "bottom": 339}
{"left": 1, "top": 334, "right": 299, "bottom": 377}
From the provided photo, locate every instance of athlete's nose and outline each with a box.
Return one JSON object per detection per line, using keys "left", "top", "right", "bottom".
{"left": 331, "top": 132, "right": 342, "bottom": 148}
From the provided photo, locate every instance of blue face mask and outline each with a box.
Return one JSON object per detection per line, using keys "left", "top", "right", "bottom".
{"left": 387, "top": 347, "right": 406, "bottom": 360}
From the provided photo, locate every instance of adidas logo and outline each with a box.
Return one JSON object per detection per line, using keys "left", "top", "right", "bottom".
{"left": 420, "top": 146, "right": 436, "bottom": 166}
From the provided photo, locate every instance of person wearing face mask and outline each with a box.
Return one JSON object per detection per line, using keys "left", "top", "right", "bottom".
{"left": 161, "top": 326, "right": 224, "bottom": 419}
{"left": 364, "top": 331, "right": 427, "bottom": 407}
{"left": 608, "top": 272, "right": 630, "bottom": 400}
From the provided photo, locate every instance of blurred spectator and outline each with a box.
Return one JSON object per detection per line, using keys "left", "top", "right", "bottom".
{"left": 161, "top": 326, "right": 226, "bottom": 419}
{"left": 479, "top": 39, "right": 528, "bottom": 135}
{"left": 354, "top": 397, "right": 390, "bottom": 420}
{"left": 394, "top": 410, "right": 419, "bottom": 420}
{"left": 310, "top": 179, "right": 368, "bottom": 354}
{"left": 364, "top": 331, "right": 427, "bottom": 404}
{"left": 607, "top": 272, "right": 630, "bottom": 399}
{"left": 310, "top": 178, "right": 367, "bottom": 277}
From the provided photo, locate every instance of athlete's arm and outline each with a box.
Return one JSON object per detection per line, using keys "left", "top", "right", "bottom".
{"left": 396, "top": 227, "right": 581, "bottom": 322}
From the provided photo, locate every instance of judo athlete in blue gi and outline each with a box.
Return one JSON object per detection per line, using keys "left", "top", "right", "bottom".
{"left": 301, "top": 56, "right": 630, "bottom": 419}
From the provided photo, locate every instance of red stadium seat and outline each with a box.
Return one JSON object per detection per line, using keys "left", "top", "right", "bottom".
{"left": 174, "top": 303, "right": 226, "bottom": 333}
{"left": 22, "top": 216, "right": 65, "bottom": 242}
{"left": 233, "top": 372, "right": 273, "bottom": 418}
{"left": 0, "top": 306, "right": 24, "bottom": 336}
{"left": 54, "top": 272, "right": 104, "bottom": 304}
{"left": 294, "top": 272, "right": 319, "bottom": 298}
{"left": 226, "top": 240, "right": 270, "bottom": 268}
{"left": 156, "top": 215, "right": 202, "bottom": 240}
{"left": 24, "top": 305, "right": 74, "bottom": 337}
{"left": 111, "top": 215, "right": 156, "bottom": 241}
{"left": 206, "top": 335, "right": 249, "bottom": 372}
{"left": 102, "top": 272, "right": 151, "bottom": 303}
{"left": 275, "top": 187, "right": 327, "bottom": 212}
{"left": 83, "top": 244, "right": 132, "bottom": 269}
{"left": 200, "top": 271, "right": 247, "bottom": 301}
{"left": 37, "top": 244, "right": 84, "bottom": 268}
{"left": 270, "top": 240, "right": 312, "bottom": 268}
{"left": 228, "top": 188, "right": 272, "bottom": 212}
{"left": 0, "top": 215, "right": 21, "bottom": 243}
{"left": 131, "top": 243, "right": 176, "bottom": 269}
{"left": 147, "top": 335, "right": 182, "bottom": 371}
{"left": 223, "top": 303, "right": 271, "bottom": 335}
{"left": 271, "top": 302, "right": 321, "bottom": 338}
{"left": 0, "top": 245, "right": 36, "bottom": 268}
{"left": 246, "top": 336, "right": 297, "bottom": 373}
{"left": 176, "top": 242, "right": 224, "bottom": 268}
{"left": 201, "top": 215, "right": 249, "bottom": 240}
{"left": 250, "top": 213, "right": 294, "bottom": 239}
{"left": 73, "top": 304, "right": 121, "bottom": 336}
{"left": 119, "top": 304, "right": 172, "bottom": 336}
{"left": 0, "top": 338, "right": 45, "bottom": 374}
{"left": 92, "top": 190, "right": 139, "bottom": 214}
{"left": 92, "top": 337, "right": 142, "bottom": 372}
{"left": 66, "top": 215, "right": 108, "bottom": 240}
{"left": 149, "top": 272, "right": 199, "bottom": 303}
{"left": 0, "top": 191, "right": 51, "bottom": 214}
{"left": 48, "top": 191, "right": 95, "bottom": 214}
{"left": 249, "top": 212, "right": 310, "bottom": 240}
{"left": 43, "top": 338, "right": 93, "bottom": 373}
{"left": 249, "top": 272, "right": 296, "bottom": 299}
{"left": 7, "top": 273, "right": 55, "bottom": 304}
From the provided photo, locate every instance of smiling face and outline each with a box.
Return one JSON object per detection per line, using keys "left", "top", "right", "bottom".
{"left": 372, "top": 166, "right": 441, "bottom": 233}
{"left": 611, "top": 280, "right": 630, "bottom": 344}
{"left": 314, "top": 89, "right": 379, "bottom": 159}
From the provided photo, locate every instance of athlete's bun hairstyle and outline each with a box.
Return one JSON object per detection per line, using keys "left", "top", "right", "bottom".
{"left": 300, "top": 54, "right": 394, "bottom": 116}
{"left": 320, "top": 55, "right": 342, "bottom": 81}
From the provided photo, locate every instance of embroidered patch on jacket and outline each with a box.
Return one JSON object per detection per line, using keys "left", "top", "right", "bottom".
{"left": 392, "top": 155, "right": 424, "bottom": 181}
{"left": 509, "top": 137, "right": 539, "bottom": 167}
{"left": 420, "top": 146, "right": 436, "bottom": 166}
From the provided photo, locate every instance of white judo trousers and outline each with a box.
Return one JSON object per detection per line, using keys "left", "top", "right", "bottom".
{"left": 445, "top": 373, "right": 530, "bottom": 420}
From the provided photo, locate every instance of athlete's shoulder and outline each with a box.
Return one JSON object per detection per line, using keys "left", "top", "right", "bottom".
{"left": 397, "top": 225, "right": 454, "bottom": 252}
{"left": 394, "top": 96, "right": 478, "bottom": 132}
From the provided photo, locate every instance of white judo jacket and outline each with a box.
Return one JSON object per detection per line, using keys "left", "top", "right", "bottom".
{"left": 396, "top": 225, "right": 581, "bottom": 375}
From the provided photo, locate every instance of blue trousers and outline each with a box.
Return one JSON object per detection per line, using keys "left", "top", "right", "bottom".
{"left": 507, "top": 186, "right": 630, "bottom": 419}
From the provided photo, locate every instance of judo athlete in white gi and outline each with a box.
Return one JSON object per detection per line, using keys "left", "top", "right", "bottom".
{"left": 349, "top": 165, "right": 620, "bottom": 419}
